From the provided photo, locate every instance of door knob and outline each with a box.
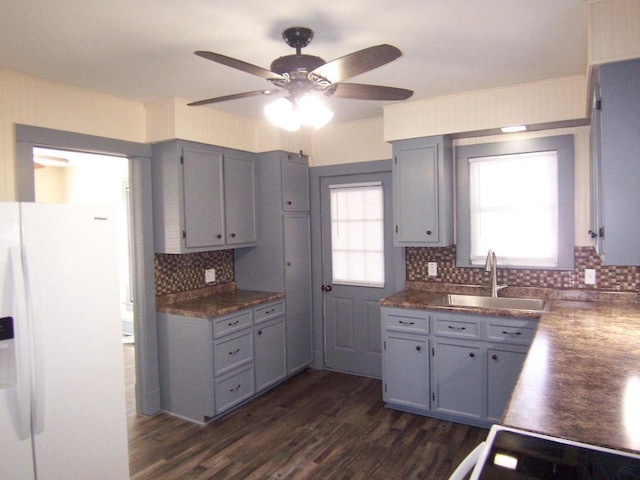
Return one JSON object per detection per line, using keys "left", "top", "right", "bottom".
{"left": 321, "top": 284, "right": 332, "bottom": 292}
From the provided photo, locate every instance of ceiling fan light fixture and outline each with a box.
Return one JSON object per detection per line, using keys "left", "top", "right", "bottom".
{"left": 264, "top": 98, "right": 301, "bottom": 132}
{"left": 297, "top": 94, "right": 334, "bottom": 129}
{"left": 264, "top": 95, "right": 334, "bottom": 132}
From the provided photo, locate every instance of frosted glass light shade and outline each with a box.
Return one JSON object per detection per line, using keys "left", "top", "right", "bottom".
{"left": 264, "top": 95, "right": 334, "bottom": 131}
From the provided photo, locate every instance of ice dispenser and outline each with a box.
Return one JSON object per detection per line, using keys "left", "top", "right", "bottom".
{"left": 0, "top": 316, "right": 16, "bottom": 388}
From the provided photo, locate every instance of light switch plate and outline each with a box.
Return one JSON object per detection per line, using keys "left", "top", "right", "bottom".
{"left": 428, "top": 262, "right": 438, "bottom": 277}
{"left": 205, "top": 268, "right": 216, "bottom": 284}
{"left": 584, "top": 268, "right": 596, "bottom": 285}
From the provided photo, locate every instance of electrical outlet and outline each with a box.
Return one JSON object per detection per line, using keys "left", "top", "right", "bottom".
{"left": 584, "top": 268, "right": 596, "bottom": 285}
{"left": 205, "top": 268, "right": 216, "bottom": 284}
{"left": 428, "top": 262, "right": 438, "bottom": 277}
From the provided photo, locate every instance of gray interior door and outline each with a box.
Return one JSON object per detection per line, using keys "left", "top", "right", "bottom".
{"left": 320, "top": 172, "right": 396, "bottom": 378}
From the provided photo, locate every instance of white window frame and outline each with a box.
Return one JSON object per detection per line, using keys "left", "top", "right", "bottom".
{"left": 455, "top": 135, "right": 574, "bottom": 270}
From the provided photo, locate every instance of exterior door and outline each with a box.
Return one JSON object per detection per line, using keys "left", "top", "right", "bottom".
{"left": 320, "top": 172, "right": 396, "bottom": 378}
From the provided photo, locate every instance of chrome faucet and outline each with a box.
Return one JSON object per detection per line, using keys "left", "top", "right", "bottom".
{"left": 485, "top": 250, "right": 507, "bottom": 297}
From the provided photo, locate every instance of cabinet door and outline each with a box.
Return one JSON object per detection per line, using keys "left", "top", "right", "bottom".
{"left": 283, "top": 214, "right": 312, "bottom": 374}
{"left": 282, "top": 154, "right": 309, "bottom": 211}
{"left": 182, "top": 146, "right": 225, "bottom": 249}
{"left": 394, "top": 142, "right": 438, "bottom": 244}
{"left": 383, "top": 333, "right": 429, "bottom": 410}
{"left": 223, "top": 152, "right": 256, "bottom": 245}
{"left": 596, "top": 59, "right": 640, "bottom": 265}
{"left": 254, "top": 318, "right": 286, "bottom": 392}
{"left": 392, "top": 136, "right": 453, "bottom": 247}
{"left": 589, "top": 83, "right": 604, "bottom": 255}
{"left": 486, "top": 346, "right": 527, "bottom": 423}
{"left": 432, "top": 339, "right": 483, "bottom": 420}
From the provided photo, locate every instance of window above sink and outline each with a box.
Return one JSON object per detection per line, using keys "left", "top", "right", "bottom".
{"left": 455, "top": 135, "right": 575, "bottom": 270}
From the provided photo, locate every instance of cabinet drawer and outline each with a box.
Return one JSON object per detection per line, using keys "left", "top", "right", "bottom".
{"left": 486, "top": 319, "right": 537, "bottom": 345}
{"left": 213, "top": 310, "right": 252, "bottom": 338}
{"left": 215, "top": 365, "right": 255, "bottom": 414}
{"left": 383, "top": 308, "right": 429, "bottom": 334}
{"left": 434, "top": 316, "right": 481, "bottom": 340}
{"left": 254, "top": 300, "right": 285, "bottom": 324}
{"left": 214, "top": 330, "right": 253, "bottom": 376}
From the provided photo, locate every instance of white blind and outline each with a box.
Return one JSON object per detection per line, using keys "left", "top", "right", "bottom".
{"left": 329, "top": 182, "right": 385, "bottom": 287}
{"left": 469, "top": 151, "right": 559, "bottom": 267}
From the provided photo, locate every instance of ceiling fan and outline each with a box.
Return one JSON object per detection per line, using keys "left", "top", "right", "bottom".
{"left": 188, "top": 27, "right": 413, "bottom": 129}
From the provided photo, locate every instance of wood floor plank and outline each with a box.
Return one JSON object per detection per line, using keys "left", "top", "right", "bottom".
{"left": 124, "top": 345, "right": 487, "bottom": 479}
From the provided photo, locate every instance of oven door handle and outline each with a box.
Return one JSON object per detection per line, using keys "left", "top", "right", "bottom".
{"left": 448, "top": 441, "right": 487, "bottom": 480}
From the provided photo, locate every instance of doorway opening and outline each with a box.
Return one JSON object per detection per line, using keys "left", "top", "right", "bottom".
{"left": 33, "top": 147, "right": 135, "bottom": 342}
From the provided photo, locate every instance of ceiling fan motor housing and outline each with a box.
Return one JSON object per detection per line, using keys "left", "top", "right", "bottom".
{"left": 270, "top": 54, "right": 326, "bottom": 76}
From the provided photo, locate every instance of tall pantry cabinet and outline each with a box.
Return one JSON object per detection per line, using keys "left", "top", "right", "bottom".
{"left": 235, "top": 151, "right": 313, "bottom": 374}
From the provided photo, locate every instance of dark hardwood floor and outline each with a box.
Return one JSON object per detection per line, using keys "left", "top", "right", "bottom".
{"left": 123, "top": 344, "right": 487, "bottom": 479}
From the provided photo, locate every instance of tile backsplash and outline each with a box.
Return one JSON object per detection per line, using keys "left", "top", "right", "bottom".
{"left": 155, "top": 250, "right": 234, "bottom": 296}
{"left": 406, "top": 246, "right": 640, "bottom": 292}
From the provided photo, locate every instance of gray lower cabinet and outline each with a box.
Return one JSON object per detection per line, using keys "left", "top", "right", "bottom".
{"left": 381, "top": 307, "right": 430, "bottom": 409}
{"left": 383, "top": 332, "right": 430, "bottom": 410}
{"left": 432, "top": 338, "right": 483, "bottom": 421}
{"left": 381, "top": 306, "right": 537, "bottom": 428}
{"left": 254, "top": 316, "right": 287, "bottom": 392}
{"left": 157, "top": 300, "right": 286, "bottom": 424}
{"left": 151, "top": 139, "right": 256, "bottom": 253}
{"left": 486, "top": 345, "right": 528, "bottom": 423}
{"left": 235, "top": 151, "right": 312, "bottom": 375}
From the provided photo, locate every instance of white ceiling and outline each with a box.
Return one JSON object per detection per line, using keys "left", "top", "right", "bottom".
{"left": 0, "top": 0, "right": 587, "bottom": 124}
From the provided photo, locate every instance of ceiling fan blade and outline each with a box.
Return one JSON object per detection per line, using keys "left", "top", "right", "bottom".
{"left": 188, "top": 90, "right": 279, "bottom": 106}
{"left": 328, "top": 83, "right": 413, "bottom": 101}
{"left": 310, "top": 44, "right": 402, "bottom": 84}
{"left": 194, "top": 51, "right": 286, "bottom": 81}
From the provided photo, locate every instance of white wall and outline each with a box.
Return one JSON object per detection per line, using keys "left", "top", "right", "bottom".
{"left": 311, "top": 117, "right": 390, "bottom": 166}
{"left": 0, "top": 69, "right": 146, "bottom": 201}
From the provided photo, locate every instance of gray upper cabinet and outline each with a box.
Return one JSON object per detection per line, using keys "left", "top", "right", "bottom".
{"left": 223, "top": 151, "right": 256, "bottom": 245}
{"left": 392, "top": 135, "right": 453, "bottom": 247}
{"left": 282, "top": 152, "right": 310, "bottom": 211}
{"left": 590, "top": 58, "right": 640, "bottom": 265}
{"left": 235, "top": 151, "right": 312, "bottom": 375}
{"left": 151, "top": 140, "right": 257, "bottom": 253}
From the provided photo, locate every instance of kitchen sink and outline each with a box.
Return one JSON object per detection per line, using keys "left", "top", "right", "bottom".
{"left": 434, "top": 294, "right": 549, "bottom": 313}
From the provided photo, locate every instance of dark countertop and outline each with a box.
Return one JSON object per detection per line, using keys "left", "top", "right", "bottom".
{"left": 157, "top": 286, "right": 284, "bottom": 319}
{"left": 503, "top": 300, "right": 640, "bottom": 454}
{"left": 381, "top": 285, "right": 640, "bottom": 454}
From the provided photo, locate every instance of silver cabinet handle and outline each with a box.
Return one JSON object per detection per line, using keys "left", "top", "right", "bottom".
{"left": 399, "top": 320, "right": 415, "bottom": 325}
{"left": 228, "top": 320, "right": 240, "bottom": 326}
{"left": 502, "top": 330, "right": 522, "bottom": 336}
{"left": 228, "top": 348, "right": 240, "bottom": 355}
{"left": 448, "top": 325, "right": 466, "bottom": 331}
{"left": 229, "top": 384, "right": 241, "bottom": 392}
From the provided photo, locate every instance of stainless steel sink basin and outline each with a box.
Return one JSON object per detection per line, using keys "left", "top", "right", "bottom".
{"left": 436, "top": 294, "right": 549, "bottom": 313}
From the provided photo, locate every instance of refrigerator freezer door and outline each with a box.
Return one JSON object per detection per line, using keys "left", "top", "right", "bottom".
{"left": 21, "top": 203, "right": 130, "bottom": 479}
{"left": 0, "top": 202, "right": 36, "bottom": 480}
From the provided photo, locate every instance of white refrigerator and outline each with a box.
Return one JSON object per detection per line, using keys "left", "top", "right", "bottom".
{"left": 0, "top": 202, "right": 130, "bottom": 479}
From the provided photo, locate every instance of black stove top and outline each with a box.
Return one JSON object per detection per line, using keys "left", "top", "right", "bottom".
{"left": 476, "top": 428, "right": 640, "bottom": 480}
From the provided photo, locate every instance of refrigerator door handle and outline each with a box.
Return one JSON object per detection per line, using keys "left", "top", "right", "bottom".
{"left": 9, "top": 246, "right": 33, "bottom": 440}
{"left": 20, "top": 246, "right": 46, "bottom": 435}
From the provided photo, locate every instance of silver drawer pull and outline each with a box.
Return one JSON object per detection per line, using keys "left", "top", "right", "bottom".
{"left": 502, "top": 331, "right": 522, "bottom": 336}
{"left": 229, "top": 384, "right": 241, "bottom": 392}
{"left": 448, "top": 325, "right": 466, "bottom": 331}
{"left": 229, "top": 348, "right": 240, "bottom": 355}
{"left": 264, "top": 308, "right": 275, "bottom": 314}
{"left": 398, "top": 320, "right": 415, "bottom": 325}
{"left": 228, "top": 320, "right": 240, "bottom": 326}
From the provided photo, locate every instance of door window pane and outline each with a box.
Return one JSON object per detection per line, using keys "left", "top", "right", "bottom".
{"left": 329, "top": 182, "right": 385, "bottom": 287}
